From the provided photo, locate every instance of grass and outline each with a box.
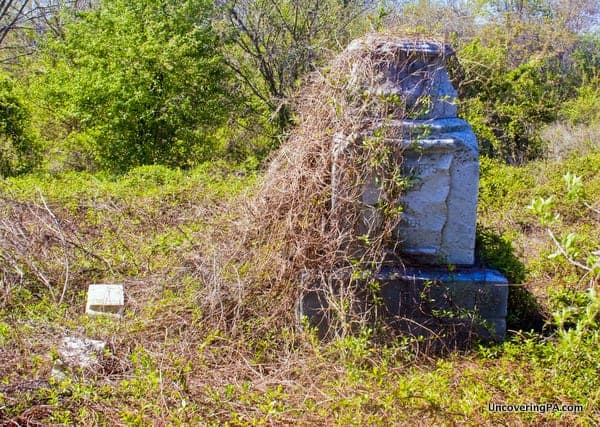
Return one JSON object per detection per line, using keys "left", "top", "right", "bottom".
{"left": 1, "top": 151, "right": 599, "bottom": 425}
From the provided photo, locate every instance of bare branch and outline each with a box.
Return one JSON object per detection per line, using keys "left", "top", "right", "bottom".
{"left": 0, "top": 0, "right": 28, "bottom": 46}
{"left": 220, "top": 0, "right": 375, "bottom": 126}
{"left": 546, "top": 228, "right": 591, "bottom": 272}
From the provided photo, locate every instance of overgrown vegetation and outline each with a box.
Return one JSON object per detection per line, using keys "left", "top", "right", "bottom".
{"left": 237, "top": 35, "right": 448, "bottom": 339}
{"left": 1, "top": 0, "right": 600, "bottom": 424}
{"left": 1, "top": 151, "right": 599, "bottom": 424}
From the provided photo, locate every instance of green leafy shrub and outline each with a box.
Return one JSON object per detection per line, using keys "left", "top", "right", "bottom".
{"left": 31, "top": 0, "right": 234, "bottom": 173}
{"left": 0, "top": 72, "right": 39, "bottom": 177}
{"left": 560, "top": 78, "right": 600, "bottom": 125}
{"left": 476, "top": 227, "right": 526, "bottom": 284}
{"left": 455, "top": 38, "right": 566, "bottom": 163}
{"left": 476, "top": 227, "right": 547, "bottom": 332}
{"left": 528, "top": 171, "right": 599, "bottom": 279}
{"left": 446, "top": 17, "right": 600, "bottom": 165}
{"left": 527, "top": 170, "right": 599, "bottom": 338}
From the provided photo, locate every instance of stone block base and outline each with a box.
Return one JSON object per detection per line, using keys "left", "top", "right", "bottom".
{"left": 297, "top": 266, "right": 508, "bottom": 342}
{"left": 377, "top": 266, "right": 508, "bottom": 340}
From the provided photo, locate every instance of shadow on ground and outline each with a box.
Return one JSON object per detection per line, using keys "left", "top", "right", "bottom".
{"left": 476, "top": 226, "right": 547, "bottom": 334}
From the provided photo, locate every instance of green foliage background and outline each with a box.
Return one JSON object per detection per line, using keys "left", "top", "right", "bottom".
{"left": 453, "top": 25, "right": 600, "bottom": 163}
{"left": 0, "top": 0, "right": 600, "bottom": 424}
{"left": 29, "top": 0, "right": 233, "bottom": 173}
{"left": 1, "top": 0, "right": 598, "bottom": 173}
{"left": 0, "top": 72, "right": 39, "bottom": 177}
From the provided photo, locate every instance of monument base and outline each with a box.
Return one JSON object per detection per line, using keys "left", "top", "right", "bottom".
{"left": 376, "top": 266, "right": 508, "bottom": 341}
{"left": 297, "top": 266, "right": 508, "bottom": 343}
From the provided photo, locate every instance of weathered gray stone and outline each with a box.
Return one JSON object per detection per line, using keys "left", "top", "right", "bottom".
{"left": 51, "top": 366, "right": 68, "bottom": 381}
{"left": 377, "top": 266, "right": 509, "bottom": 340}
{"left": 297, "top": 266, "right": 509, "bottom": 341}
{"left": 343, "top": 38, "right": 480, "bottom": 265}
{"left": 392, "top": 118, "right": 479, "bottom": 265}
{"left": 296, "top": 286, "right": 332, "bottom": 339}
{"left": 52, "top": 336, "right": 106, "bottom": 381}
{"left": 347, "top": 37, "right": 457, "bottom": 119}
{"left": 86, "top": 284, "right": 124, "bottom": 316}
{"left": 56, "top": 336, "right": 106, "bottom": 370}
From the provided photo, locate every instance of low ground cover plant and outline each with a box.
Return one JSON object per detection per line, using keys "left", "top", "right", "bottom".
{"left": 0, "top": 148, "right": 598, "bottom": 424}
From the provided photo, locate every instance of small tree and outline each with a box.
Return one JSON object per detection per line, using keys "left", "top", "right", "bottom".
{"left": 219, "top": 0, "right": 372, "bottom": 130}
{"left": 33, "top": 0, "right": 234, "bottom": 172}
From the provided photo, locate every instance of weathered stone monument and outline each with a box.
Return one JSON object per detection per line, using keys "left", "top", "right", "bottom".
{"left": 300, "top": 36, "right": 509, "bottom": 342}
{"left": 347, "top": 37, "right": 479, "bottom": 266}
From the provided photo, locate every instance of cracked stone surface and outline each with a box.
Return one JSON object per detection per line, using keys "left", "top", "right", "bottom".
{"left": 341, "top": 38, "right": 480, "bottom": 265}
{"left": 394, "top": 118, "right": 479, "bottom": 265}
{"left": 52, "top": 336, "right": 106, "bottom": 381}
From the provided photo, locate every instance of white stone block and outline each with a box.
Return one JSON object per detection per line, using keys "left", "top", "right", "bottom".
{"left": 58, "top": 336, "right": 106, "bottom": 369}
{"left": 86, "top": 284, "right": 124, "bottom": 316}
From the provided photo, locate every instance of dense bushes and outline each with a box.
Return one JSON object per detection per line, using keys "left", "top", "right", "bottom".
{"left": 30, "top": 0, "right": 233, "bottom": 173}
{"left": 456, "top": 42, "right": 557, "bottom": 162}
{"left": 561, "top": 78, "right": 600, "bottom": 125}
{"left": 0, "top": 72, "right": 39, "bottom": 177}
{"left": 390, "top": 1, "right": 600, "bottom": 164}
{"left": 453, "top": 28, "right": 599, "bottom": 164}
{"left": 1, "top": 1, "right": 599, "bottom": 172}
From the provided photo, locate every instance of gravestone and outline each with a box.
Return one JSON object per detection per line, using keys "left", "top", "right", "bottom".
{"left": 348, "top": 37, "right": 479, "bottom": 266}
{"left": 300, "top": 36, "right": 509, "bottom": 342}
{"left": 86, "top": 284, "right": 124, "bottom": 316}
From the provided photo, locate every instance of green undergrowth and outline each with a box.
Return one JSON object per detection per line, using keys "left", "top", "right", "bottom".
{"left": 1, "top": 153, "right": 600, "bottom": 425}
{"left": 0, "top": 161, "right": 254, "bottom": 283}
{"left": 479, "top": 151, "right": 600, "bottom": 309}
{"left": 1, "top": 161, "right": 253, "bottom": 205}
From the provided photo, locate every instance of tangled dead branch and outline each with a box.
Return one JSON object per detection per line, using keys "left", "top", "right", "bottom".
{"left": 197, "top": 34, "right": 447, "bottom": 338}
{"left": 0, "top": 193, "right": 108, "bottom": 307}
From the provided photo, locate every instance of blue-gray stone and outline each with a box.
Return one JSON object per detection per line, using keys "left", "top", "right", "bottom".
{"left": 376, "top": 266, "right": 509, "bottom": 340}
